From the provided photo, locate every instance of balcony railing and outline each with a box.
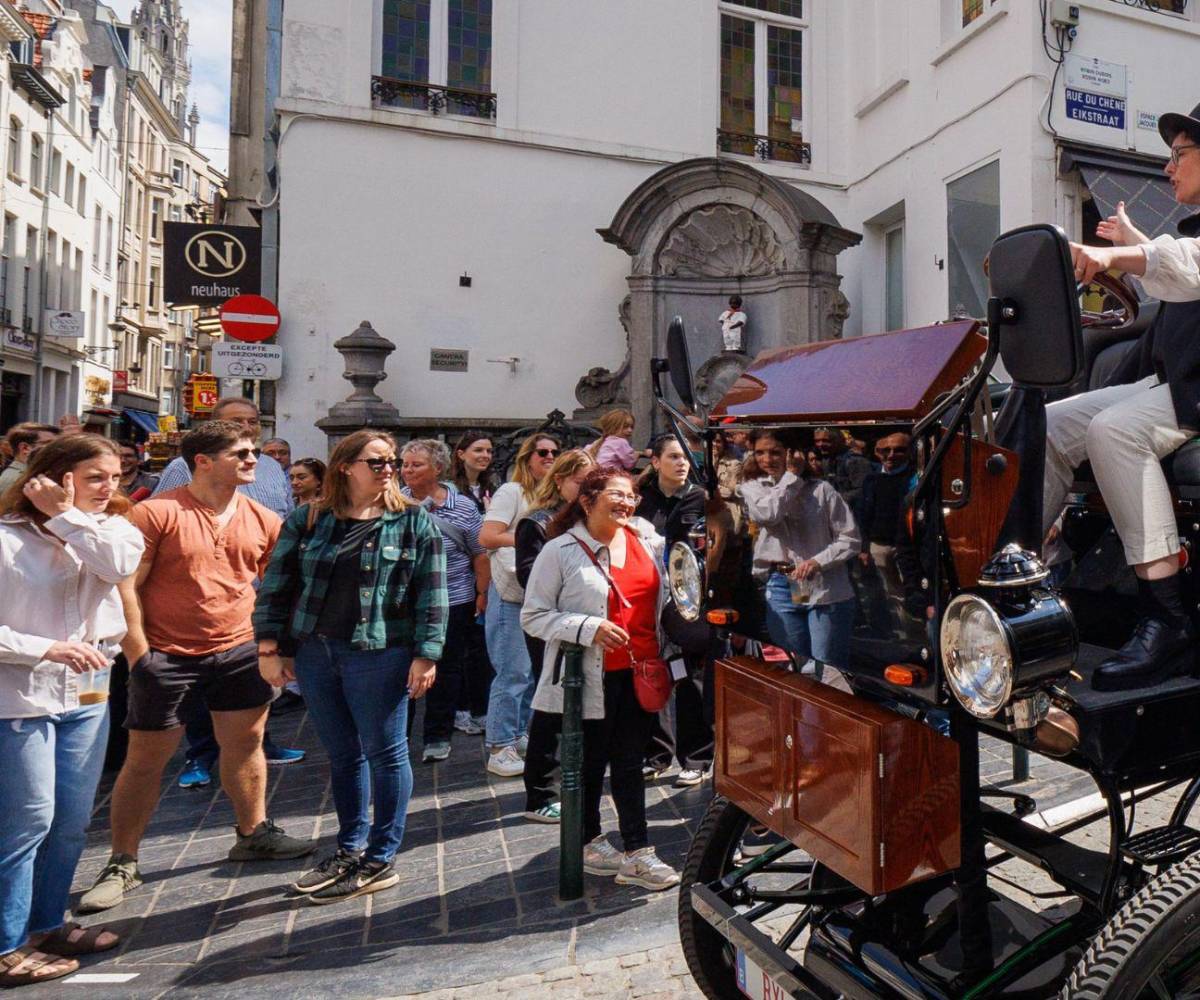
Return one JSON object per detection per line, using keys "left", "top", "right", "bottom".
{"left": 370, "top": 77, "right": 497, "bottom": 119}
{"left": 1115, "top": 0, "right": 1188, "bottom": 13}
{"left": 717, "top": 128, "right": 812, "bottom": 165}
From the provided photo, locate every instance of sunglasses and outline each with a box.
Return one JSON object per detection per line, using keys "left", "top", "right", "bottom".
{"left": 352, "top": 458, "right": 398, "bottom": 473}
{"left": 230, "top": 447, "right": 261, "bottom": 461}
{"left": 535, "top": 448, "right": 560, "bottom": 459}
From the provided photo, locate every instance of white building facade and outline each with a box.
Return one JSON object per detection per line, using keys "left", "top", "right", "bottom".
{"left": 264, "top": 0, "right": 1200, "bottom": 458}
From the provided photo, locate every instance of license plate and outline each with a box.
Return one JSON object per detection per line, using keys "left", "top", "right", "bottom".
{"left": 736, "top": 949, "right": 790, "bottom": 999}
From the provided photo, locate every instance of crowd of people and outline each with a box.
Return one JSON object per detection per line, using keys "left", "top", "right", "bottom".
{"left": 0, "top": 386, "right": 927, "bottom": 987}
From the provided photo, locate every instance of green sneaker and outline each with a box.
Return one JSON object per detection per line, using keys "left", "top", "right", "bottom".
{"left": 77, "top": 854, "right": 142, "bottom": 913}
{"left": 227, "top": 819, "right": 315, "bottom": 862}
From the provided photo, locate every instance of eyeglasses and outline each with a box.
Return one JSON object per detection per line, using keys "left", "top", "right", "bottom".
{"left": 1171, "top": 143, "right": 1200, "bottom": 166}
{"left": 535, "top": 448, "right": 560, "bottom": 459}
{"left": 601, "top": 489, "right": 640, "bottom": 506}
{"left": 230, "top": 447, "right": 261, "bottom": 461}
{"left": 353, "top": 458, "right": 397, "bottom": 473}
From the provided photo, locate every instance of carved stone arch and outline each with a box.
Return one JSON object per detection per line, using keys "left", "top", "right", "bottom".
{"left": 592, "top": 158, "right": 861, "bottom": 432}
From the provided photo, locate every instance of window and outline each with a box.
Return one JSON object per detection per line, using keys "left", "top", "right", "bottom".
{"left": 150, "top": 199, "right": 162, "bottom": 241}
{"left": 960, "top": 0, "right": 999, "bottom": 27}
{"left": 1, "top": 215, "right": 13, "bottom": 321}
{"left": 149, "top": 265, "right": 159, "bottom": 310}
{"left": 29, "top": 136, "right": 41, "bottom": 190}
{"left": 377, "top": 0, "right": 494, "bottom": 117}
{"left": 171, "top": 159, "right": 184, "bottom": 186}
{"left": 73, "top": 248, "right": 83, "bottom": 312}
{"left": 66, "top": 78, "right": 76, "bottom": 131}
{"left": 947, "top": 160, "right": 1000, "bottom": 320}
{"left": 23, "top": 226, "right": 35, "bottom": 325}
{"left": 105, "top": 216, "right": 114, "bottom": 275}
{"left": 77, "top": 176, "right": 86, "bottom": 214}
{"left": 163, "top": 340, "right": 175, "bottom": 370}
{"left": 718, "top": 3, "right": 809, "bottom": 164}
{"left": 49, "top": 149, "right": 61, "bottom": 195}
{"left": 92, "top": 208, "right": 102, "bottom": 267}
{"left": 884, "top": 225, "right": 905, "bottom": 331}
{"left": 7, "top": 118, "right": 19, "bottom": 178}
{"left": 90, "top": 289, "right": 98, "bottom": 346}
{"left": 64, "top": 162, "right": 74, "bottom": 203}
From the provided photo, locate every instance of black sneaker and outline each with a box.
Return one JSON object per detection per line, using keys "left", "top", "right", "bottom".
{"left": 291, "top": 848, "right": 361, "bottom": 894}
{"left": 307, "top": 859, "right": 399, "bottom": 905}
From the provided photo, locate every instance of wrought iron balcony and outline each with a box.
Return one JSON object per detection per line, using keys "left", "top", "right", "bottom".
{"left": 1115, "top": 0, "right": 1188, "bottom": 13}
{"left": 371, "top": 76, "right": 497, "bottom": 119}
{"left": 716, "top": 128, "right": 812, "bottom": 165}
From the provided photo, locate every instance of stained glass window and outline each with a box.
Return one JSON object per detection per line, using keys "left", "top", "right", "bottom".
{"left": 721, "top": 14, "right": 756, "bottom": 145}
{"left": 448, "top": 0, "right": 492, "bottom": 115}
{"left": 381, "top": 0, "right": 431, "bottom": 108}
{"left": 767, "top": 24, "right": 803, "bottom": 162}
{"left": 730, "top": 0, "right": 803, "bottom": 17}
{"left": 962, "top": 0, "right": 985, "bottom": 27}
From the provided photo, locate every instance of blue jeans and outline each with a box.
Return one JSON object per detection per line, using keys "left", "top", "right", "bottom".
{"left": 294, "top": 639, "right": 412, "bottom": 863}
{"left": 484, "top": 583, "right": 534, "bottom": 749}
{"left": 0, "top": 702, "right": 108, "bottom": 953}
{"left": 764, "top": 573, "right": 855, "bottom": 680}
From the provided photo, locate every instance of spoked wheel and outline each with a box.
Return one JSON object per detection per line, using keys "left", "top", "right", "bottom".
{"left": 678, "top": 795, "right": 819, "bottom": 1000}
{"left": 1063, "top": 851, "right": 1200, "bottom": 998}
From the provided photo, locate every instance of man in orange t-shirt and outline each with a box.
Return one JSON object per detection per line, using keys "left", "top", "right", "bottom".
{"left": 79, "top": 421, "right": 314, "bottom": 915}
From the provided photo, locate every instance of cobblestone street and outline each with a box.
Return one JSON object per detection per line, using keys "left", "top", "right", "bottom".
{"left": 39, "top": 701, "right": 1115, "bottom": 999}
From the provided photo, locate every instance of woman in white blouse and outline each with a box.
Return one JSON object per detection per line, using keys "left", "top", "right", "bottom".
{"left": 0, "top": 435, "right": 144, "bottom": 988}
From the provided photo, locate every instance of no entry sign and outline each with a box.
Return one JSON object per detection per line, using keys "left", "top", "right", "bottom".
{"left": 220, "top": 294, "right": 280, "bottom": 343}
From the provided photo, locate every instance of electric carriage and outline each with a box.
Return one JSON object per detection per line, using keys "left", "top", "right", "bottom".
{"left": 660, "top": 224, "right": 1200, "bottom": 999}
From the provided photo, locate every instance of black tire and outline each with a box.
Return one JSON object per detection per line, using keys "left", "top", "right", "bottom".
{"left": 1062, "top": 850, "right": 1200, "bottom": 998}
{"left": 679, "top": 796, "right": 815, "bottom": 1000}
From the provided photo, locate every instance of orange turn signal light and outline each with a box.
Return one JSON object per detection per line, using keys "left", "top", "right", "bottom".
{"left": 706, "top": 609, "right": 740, "bottom": 626}
{"left": 884, "top": 664, "right": 927, "bottom": 687}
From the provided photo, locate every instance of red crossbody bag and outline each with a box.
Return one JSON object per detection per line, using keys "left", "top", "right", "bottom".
{"left": 570, "top": 533, "right": 673, "bottom": 713}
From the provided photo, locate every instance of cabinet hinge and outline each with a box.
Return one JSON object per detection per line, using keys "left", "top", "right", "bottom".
{"left": 878, "top": 753, "right": 885, "bottom": 780}
{"left": 880, "top": 843, "right": 885, "bottom": 868}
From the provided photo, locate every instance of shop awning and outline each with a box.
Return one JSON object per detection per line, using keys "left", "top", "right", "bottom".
{"left": 1059, "top": 143, "right": 1193, "bottom": 239}
{"left": 124, "top": 409, "right": 160, "bottom": 435}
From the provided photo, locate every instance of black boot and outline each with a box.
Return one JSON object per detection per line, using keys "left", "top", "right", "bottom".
{"left": 1093, "top": 576, "right": 1194, "bottom": 692}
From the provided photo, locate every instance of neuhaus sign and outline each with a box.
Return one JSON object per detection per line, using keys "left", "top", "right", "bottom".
{"left": 164, "top": 223, "right": 262, "bottom": 306}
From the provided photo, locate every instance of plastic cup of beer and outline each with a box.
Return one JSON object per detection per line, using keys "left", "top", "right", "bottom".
{"left": 789, "top": 574, "right": 812, "bottom": 605}
{"left": 78, "top": 666, "right": 111, "bottom": 705}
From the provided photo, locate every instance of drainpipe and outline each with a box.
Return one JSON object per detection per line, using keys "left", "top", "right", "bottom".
{"left": 31, "top": 105, "right": 55, "bottom": 421}
{"left": 256, "top": 0, "right": 282, "bottom": 422}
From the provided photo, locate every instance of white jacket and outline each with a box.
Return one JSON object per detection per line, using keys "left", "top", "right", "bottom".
{"left": 0, "top": 509, "right": 144, "bottom": 717}
{"left": 521, "top": 517, "right": 668, "bottom": 719}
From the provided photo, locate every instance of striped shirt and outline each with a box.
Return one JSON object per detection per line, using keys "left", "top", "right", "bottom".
{"left": 401, "top": 483, "right": 483, "bottom": 606}
{"left": 153, "top": 453, "right": 294, "bottom": 520}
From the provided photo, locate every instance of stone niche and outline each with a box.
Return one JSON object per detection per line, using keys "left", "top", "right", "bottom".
{"left": 587, "top": 157, "right": 861, "bottom": 432}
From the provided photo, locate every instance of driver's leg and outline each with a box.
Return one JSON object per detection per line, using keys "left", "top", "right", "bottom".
{"left": 1043, "top": 375, "right": 1159, "bottom": 539}
{"left": 1085, "top": 381, "right": 1194, "bottom": 687}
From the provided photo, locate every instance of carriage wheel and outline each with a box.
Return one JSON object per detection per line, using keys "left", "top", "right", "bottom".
{"left": 678, "top": 795, "right": 817, "bottom": 1000}
{"left": 1062, "top": 850, "right": 1200, "bottom": 998}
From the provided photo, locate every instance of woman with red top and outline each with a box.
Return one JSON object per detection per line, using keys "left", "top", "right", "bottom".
{"left": 521, "top": 467, "right": 680, "bottom": 891}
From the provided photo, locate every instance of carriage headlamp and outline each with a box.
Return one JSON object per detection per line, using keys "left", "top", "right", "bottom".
{"left": 940, "top": 594, "right": 1013, "bottom": 718}
{"left": 667, "top": 542, "right": 702, "bottom": 622}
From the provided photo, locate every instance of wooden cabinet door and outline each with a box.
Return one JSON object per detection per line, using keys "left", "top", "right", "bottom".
{"left": 715, "top": 660, "right": 787, "bottom": 830}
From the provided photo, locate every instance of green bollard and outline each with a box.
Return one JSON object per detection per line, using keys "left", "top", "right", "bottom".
{"left": 559, "top": 642, "right": 585, "bottom": 901}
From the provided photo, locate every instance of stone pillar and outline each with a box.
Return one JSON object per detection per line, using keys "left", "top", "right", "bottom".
{"left": 315, "top": 320, "right": 405, "bottom": 451}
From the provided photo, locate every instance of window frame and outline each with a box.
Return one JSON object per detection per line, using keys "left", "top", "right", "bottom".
{"left": 718, "top": 1, "right": 810, "bottom": 159}
{"left": 7, "top": 118, "right": 20, "bottom": 180}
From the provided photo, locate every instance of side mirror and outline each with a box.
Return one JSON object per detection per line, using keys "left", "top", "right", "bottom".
{"left": 666, "top": 315, "right": 696, "bottom": 410}
{"left": 987, "top": 224, "right": 1083, "bottom": 389}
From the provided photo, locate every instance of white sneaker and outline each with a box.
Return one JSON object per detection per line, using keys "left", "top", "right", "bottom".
{"left": 487, "top": 745, "right": 525, "bottom": 777}
{"left": 583, "top": 835, "right": 624, "bottom": 875}
{"left": 616, "top": 847, "right": 681, "bottom": 891}
{"left": 674, "top": 767, "right": 710, "bottom": 788}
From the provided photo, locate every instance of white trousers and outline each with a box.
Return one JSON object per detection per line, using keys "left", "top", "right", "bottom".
{"left": 1043, "top": 376, "right": 1191, "bottom": 565}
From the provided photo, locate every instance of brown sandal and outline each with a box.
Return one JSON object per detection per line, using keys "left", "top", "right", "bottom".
{"left": 29, "top": 922, "right": 119, "bottom": 957}
{"left": 0, "top": 948, "right": 79, "bottom": 988}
